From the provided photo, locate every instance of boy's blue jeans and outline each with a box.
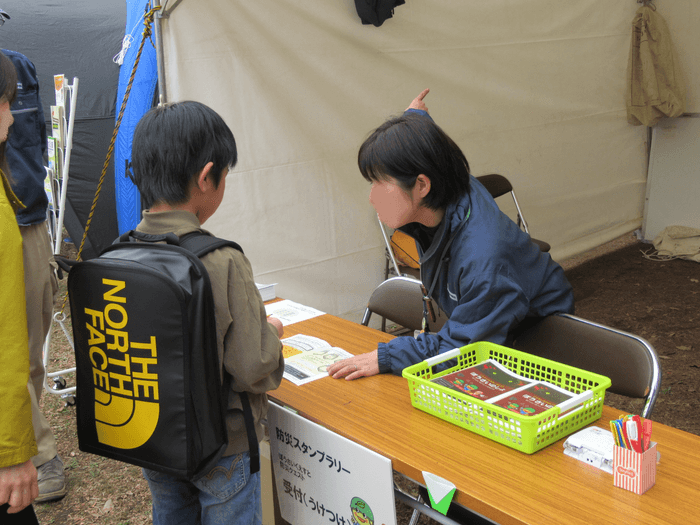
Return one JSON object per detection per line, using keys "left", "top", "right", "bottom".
{"left": 143, "top": 451, "right": 262, "bottom": 525}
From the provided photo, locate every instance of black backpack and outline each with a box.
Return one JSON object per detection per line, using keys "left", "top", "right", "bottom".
{"left": 62, "top": 230, "right": 259, "bottom": 480}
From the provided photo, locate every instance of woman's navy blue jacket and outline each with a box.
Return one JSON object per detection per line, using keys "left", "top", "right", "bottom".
{"left": 377, "top": 111, "right": 575, "bottom": 375}
{"left": 3, "top": 49, "right": 48, "bottom": 226}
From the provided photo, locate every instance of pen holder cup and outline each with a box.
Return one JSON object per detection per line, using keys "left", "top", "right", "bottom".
{"left": 613, "top": 442, "right": 657, "bottom": 494}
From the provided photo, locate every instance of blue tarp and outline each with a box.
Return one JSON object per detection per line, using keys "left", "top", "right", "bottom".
{"left": 114, "top": 0, "right": 159, "bottom": 234}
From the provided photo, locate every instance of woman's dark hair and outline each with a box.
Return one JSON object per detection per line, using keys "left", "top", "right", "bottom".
{"left": 131, "top": 100, "right": 237, "bottom": 208}
{"left": 0, "top": 51, "right": 18, "bottom": 180}
{"left": 358, "top": 112, "right": 470, "bottom": 210}
{"left": 0, "top": 51, "right": 17, "bottom": 104}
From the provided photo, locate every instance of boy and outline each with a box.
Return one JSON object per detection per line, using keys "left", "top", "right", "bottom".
{"left": 131, "top": 100, "right": 284, "bottom": 525}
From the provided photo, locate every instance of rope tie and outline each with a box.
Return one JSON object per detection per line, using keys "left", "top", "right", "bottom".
{"left": 59, "top": 3, "right": 161, "bottom": 314}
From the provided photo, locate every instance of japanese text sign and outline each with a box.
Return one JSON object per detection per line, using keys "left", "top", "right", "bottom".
{"left": 268, "top": 403, "right": 397, "bottom": 525}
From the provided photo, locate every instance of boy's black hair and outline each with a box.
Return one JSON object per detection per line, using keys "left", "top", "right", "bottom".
{"left": 132, "top": 100, "right": 237, "bottom": 208}
{"left": 358, "top": 112, "right": 470, "bottom": 210}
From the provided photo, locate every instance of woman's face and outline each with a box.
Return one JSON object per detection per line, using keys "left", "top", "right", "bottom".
{"left": 0, "top": 99, "right": 13, "bottom": 143}
{"left": 368, "top": 176, "right": 423, "bottom": 230}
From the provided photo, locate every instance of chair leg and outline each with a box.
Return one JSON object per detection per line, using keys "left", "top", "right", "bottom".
{"left": 380, "top": 253, "right": 390, "bottom": 331}
{"left": 407, "top": 492, "right": 424, "bottom": 525}
{"left": 384, "top": 250, "right": 391, "bottom": 280}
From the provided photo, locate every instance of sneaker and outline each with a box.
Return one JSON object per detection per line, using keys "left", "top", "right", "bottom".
{"left": 35, "top": 455, "right": 67, "bottom": 503}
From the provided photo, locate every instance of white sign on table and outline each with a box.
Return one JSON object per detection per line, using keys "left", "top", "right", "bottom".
{"left": 268, "top": 403, "right": 397, "bottom": 525}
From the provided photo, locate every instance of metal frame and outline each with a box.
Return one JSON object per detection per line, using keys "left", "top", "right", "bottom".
{"left": 361, "top": 276, "right": 424, "bottom": 331}
{"left": 394, "top": 488, "right": 496, "bottom": 525}
{"left": 476, "top": 173, "right": 551, "bottom": 253}
{"left": 559, "top": 313, "right": 662, "bottom": 419}
{"left": 43, "top": 77, "right": 79, "bottom": 401}
{"left": 513, "top": 313, "right": 662, "bottom": 419}
{"left": 378, "top": 215, "right": 402, "bottom": 277}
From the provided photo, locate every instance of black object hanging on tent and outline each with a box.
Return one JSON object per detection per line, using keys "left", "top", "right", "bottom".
{"left": 354, "top": 0, "right": 405, "bottom": 27}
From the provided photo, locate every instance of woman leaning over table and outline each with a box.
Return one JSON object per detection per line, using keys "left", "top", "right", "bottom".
{"left": 0, "top": 50, "right": 40, "bottom": 523}
{"left": 328, "top": 89, "right": 575, "bottom": 381}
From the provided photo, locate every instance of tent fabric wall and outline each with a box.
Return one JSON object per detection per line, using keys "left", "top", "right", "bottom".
{"left": 661, "top": 0, "right": 700, "bottom": 113}
{"left": 1, "top": 0, "right": 124, "bottom": 259}
{"left": 160, "top": 0, "right": 653, "bottom": 320}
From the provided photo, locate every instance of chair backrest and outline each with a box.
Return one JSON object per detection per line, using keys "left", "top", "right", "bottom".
{"left": 377, "top": 215, "right": 421, "bottom": 280}
{"left": 476, "top": 173, "right": 551, "bottom": 253}
{"left": 390, "top": 230, "right": 420, "bottom": 270}
{"left": 512, "top": 313, "right": 662, "bottom": 418}
{"left": 361, "top": 276, "right": 448, "bottom": 333}
{"left": 476, "top": 173, "right": 514, "bottom": 199}
{"left": 477, "top": 173, "right": 526, "bottom": 229}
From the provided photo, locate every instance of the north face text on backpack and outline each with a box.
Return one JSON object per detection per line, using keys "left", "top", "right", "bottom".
{"left": 83, "top": 278, "right": 160, "bottom": 450}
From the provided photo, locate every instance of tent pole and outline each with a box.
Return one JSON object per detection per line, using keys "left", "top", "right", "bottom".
{"left": 153, "top": 0, "right": 167, "bottom": 104}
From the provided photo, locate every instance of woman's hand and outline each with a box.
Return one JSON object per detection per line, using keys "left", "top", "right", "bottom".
{"left": 327, "top": 350, "right": 380, "bottom": 380}
{"left": 406, "top": 88, "right": 430, "bottom": 113}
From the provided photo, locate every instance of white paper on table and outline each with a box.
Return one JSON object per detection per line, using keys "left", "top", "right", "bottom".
{"left": 281, "top": 334, "right": 332, "bottom": 352}
{"left": 265, "top": 299, "right": 325, "bottom": 325}
{"left": 283, "top": 347, "right": 354, "bottom": 386}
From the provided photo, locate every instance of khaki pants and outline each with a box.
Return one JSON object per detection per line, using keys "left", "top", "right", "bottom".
{"left": 20, "top": 222, "right": 59, "bottom": 467}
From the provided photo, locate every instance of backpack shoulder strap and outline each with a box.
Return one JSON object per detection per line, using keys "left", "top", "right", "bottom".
{"left": 178, "top": 230, "right": 259, "bottom": 474}
{"left": 178, "top": 231, "right": 243, "bottom": 258}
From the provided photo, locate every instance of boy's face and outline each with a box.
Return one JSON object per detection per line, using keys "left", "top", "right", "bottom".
{"left": 199, "top": 167, "right": 228, "bottom": 225}
{"left": 369, "top": 176, "right": 423, "bottom": 230}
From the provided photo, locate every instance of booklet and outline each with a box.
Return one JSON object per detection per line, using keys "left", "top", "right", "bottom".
{"left": 432, "top": 360, "right": 530, "bottom": 401}
{"left": 490, "top": 382, "right": 576, "bottom": 416}
{"left": 265, "top": 299, "right": 325, "bottom": 326}
{"left": 256, "top": 282, "right": 276, "bottom": 302}
{"left": 432, "top": 359, "right": 584, "bottom": 416}
{"left": 281, "top": 334, "right": 353, "bottom": 386}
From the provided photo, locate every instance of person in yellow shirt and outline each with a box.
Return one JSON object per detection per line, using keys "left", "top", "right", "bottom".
{"left": 0, "top": 49, "right": 40, "bottom": 523}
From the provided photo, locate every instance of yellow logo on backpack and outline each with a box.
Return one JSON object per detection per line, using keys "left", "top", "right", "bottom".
{"left": 83, "top": 278, "right": 159, "bottom": 449}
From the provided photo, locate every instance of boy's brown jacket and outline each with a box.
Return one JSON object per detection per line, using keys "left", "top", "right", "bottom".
{"left": 137, "top": 209, "right": 284, "bottom": 456}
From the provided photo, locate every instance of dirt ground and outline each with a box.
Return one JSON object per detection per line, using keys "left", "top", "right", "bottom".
{"left": 562, "top": 236, "right": 700, "bottom": 437}
{"left": 35, "top": 233, "right": 699, "bottom": 524}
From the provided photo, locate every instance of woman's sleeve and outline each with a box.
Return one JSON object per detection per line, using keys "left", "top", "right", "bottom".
{"left": 377, "top": 267, "right": 530, "bottom": 375}
{"left": 0, "top": 187, "right": 37, "bottom": 468}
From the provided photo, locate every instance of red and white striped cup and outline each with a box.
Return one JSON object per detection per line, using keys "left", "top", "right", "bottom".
{"left": 613, "top": 442, "right": 657, "bottom": 494}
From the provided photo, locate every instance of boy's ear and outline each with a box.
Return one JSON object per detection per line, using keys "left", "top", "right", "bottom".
{"left": 196, "top": 162, "right": 215, "bottom": 193}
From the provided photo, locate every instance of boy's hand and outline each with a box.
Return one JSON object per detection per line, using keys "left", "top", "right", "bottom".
{"left": 267, "top": 316, "right": 284, "bottom": 338}
{"left": 0, "top": 460, "right": 39, "bottom": 514}
{"left": 406, "top": 88, "right": 430, "bottom": 113}
{"left": 327, "top": 350, "right": 380, "bottom": 380}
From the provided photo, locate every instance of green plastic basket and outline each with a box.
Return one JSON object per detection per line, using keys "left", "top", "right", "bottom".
{"left": 402, "top": 342, "right": 612, "bottom": 454}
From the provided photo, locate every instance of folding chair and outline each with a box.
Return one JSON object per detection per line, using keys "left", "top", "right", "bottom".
{"left": 378, "top": 216, "right": 421, "bottom": 280}
{"left": 362, "top": 279, "right": 476, "bottom": 524}
{"left": 409, "top": 312, "right": 661, "bottom": 524}
{"left": 511, "top": 313, "right": 662, "bottom": 418}
{"left": 361, "top": 276, "right": 448, "bottom": 333}
{"left": 476, "top": 173, "right": 551, "bottom": 253}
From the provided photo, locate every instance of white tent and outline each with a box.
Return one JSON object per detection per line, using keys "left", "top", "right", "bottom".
{"left": 157, "top": 0, "right": 698, "bottom": 322}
